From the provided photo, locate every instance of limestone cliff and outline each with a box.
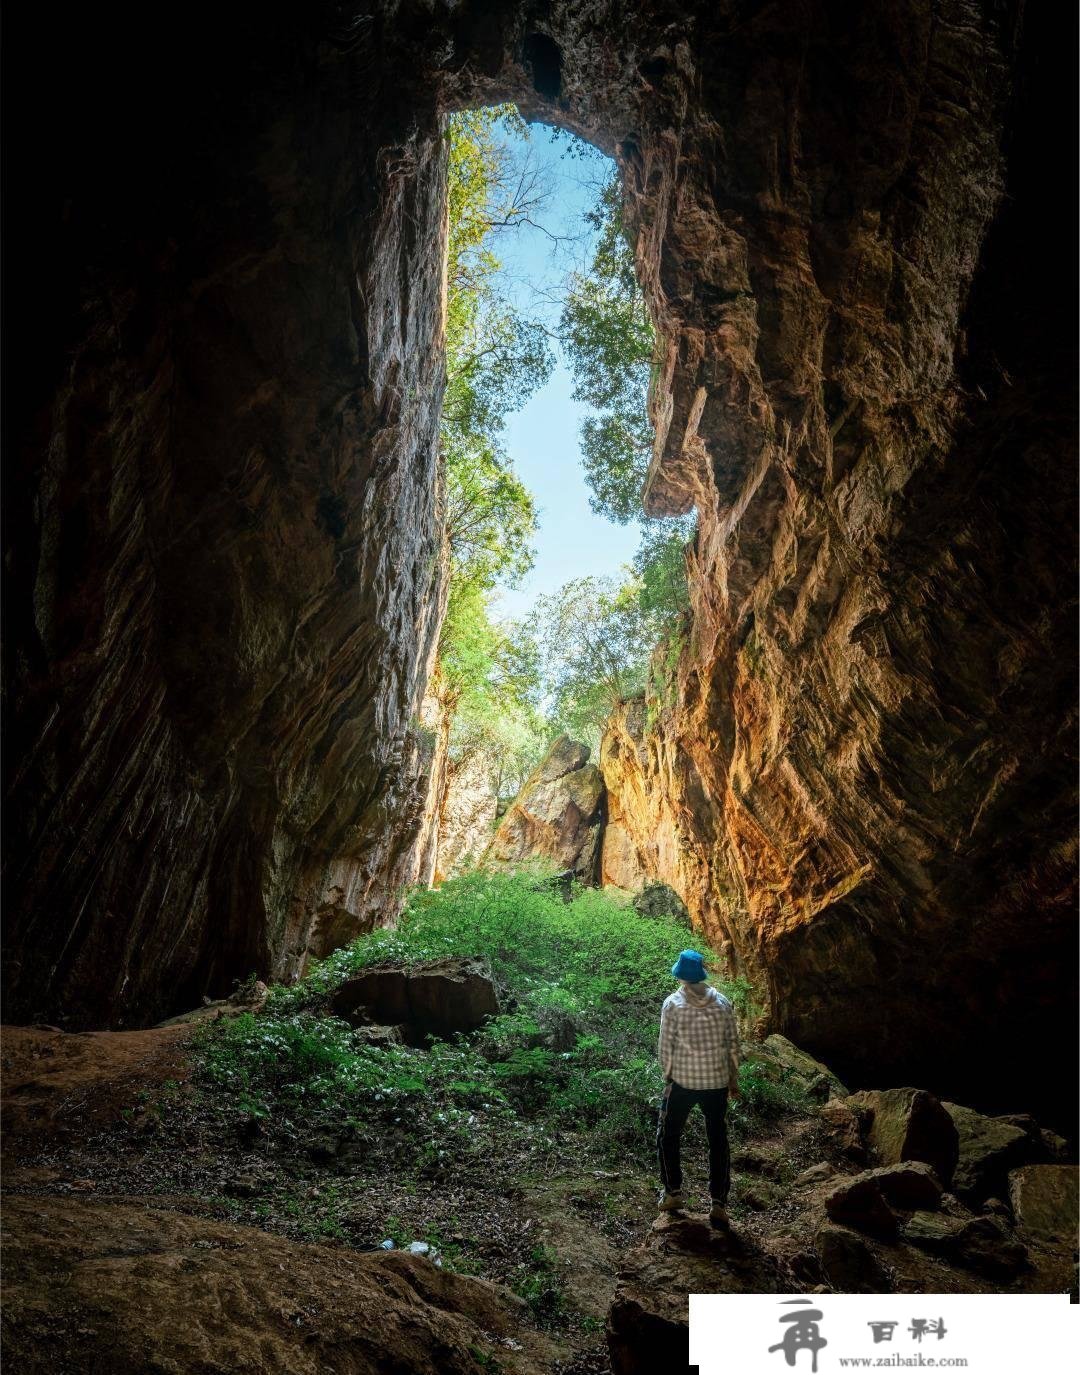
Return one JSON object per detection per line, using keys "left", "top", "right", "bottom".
{"left": 596, "top": 0, "right": 1077, "bottom": 1116}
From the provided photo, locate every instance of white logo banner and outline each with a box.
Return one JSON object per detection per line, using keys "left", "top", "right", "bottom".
{"left": 690, "top": 1292, "right": 1078, "bottom": 1375}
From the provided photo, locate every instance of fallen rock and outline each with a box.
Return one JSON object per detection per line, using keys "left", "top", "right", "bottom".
{"left": 330, "top": 958, "right": 499, "bottom": 1043}
{"left": 1037, "top": 1128, "right": 1073, "bottom": 1163}
{"left": 819, "top": 1099, "right": 867, "bottom": 1161}
{"left": 607, "top": 1214, "right": 779, "bottom": 1374}
{"left": 901, "top": 1210, "right": 966, "bottom": 1251}
{"left": 943, "top": 1101, "right": 1030, "bottom": 1199}
{"left": 899, "top": 1211, "right": 1026, "bottom": 1278}
{"left": 815, "top": 1223, "right": 893, "bottom": 1293}
{"left": 763, "top": 1034, "right": 848, "bottom": 1097}
{"left": 824, "top": 1176, "right": 899, "bottom": 1239}
{"left": 0, "top": 1195, "right": 553, "bottom": 1374}
{"left": 731, "top": 1145, "right": 783, "bottom": 1178}
{"left": 952, "top": 1216, "right": 1028, "bottom": 1279}
{"left": 795, "top": 1162, "right": 838, "bottom": 1187}
{"left": 847, "top": 1088, "right": 959, "bottom": 1186}
{"left": 865, "top": 1161, "right": 944, "bottom": 1210}
{"left": 1008, "top": 1165, "right": 1079, "bottom": 1244}
{"left": 486, "top": 737, "right": 605, "bottom": 882}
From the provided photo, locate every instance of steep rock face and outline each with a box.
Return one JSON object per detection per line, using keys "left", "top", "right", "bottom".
{"left": 435, "top": 754, "right": 499, "bottom": 881}
{"left": 3, "top": 8, "right": 452, "bottom": 1023}
{"left": 597, "top": 2, "right": 1077, "bottom": 1117}
{"left": 3, "top": 0, "right": 1075, "bottom": 1095}
{"left": 486, "top": 737, "right": 605, "bottom": 882}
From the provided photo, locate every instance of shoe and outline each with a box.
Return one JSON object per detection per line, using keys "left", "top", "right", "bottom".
{"left": 709, "top": 1202, "right": 730, "bottom": 1228}
{"left": 657, "top": 1190, "right": 686, "bottom": 1212}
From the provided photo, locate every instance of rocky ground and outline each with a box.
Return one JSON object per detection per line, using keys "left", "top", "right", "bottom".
{"left": 3, "top": 1008, "right": 1076, "bottom": 1375}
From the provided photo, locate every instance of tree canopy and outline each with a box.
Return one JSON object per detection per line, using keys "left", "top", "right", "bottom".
{"left": 436, "top": 112, "right": 695, "bottom": 799}
{"left": 560, "top": 174, "right": 655, "bottom": 525}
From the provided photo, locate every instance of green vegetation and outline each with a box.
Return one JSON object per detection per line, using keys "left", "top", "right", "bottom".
{"left": 196, "top": 872, "right": 785, "bottom": 1180}
{"left": 561, "top": 174, "right": 655, "bottom": 527}
{"left": 437, "top": 108, "right": 554, "bottom": 799}
{"left": 435, "top": 114, "right": 697, "bottom": 792}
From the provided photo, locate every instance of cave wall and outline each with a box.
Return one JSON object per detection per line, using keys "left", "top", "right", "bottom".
{"left": 3, "top": 0, "right": 1075, "bottom": 1112}
{"left": 2, "top": 5, "right": 453, "bottom": 1023}
{"left": 595, "top": 0, "right": 1078, "bottom": 1117}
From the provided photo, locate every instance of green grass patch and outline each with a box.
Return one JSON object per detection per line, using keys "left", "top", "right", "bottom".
{"left": 195, "top": 870, "right": 784, "bottom": 1172}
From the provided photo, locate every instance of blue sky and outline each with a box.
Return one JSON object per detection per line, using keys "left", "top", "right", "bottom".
{"left": 487, "top": 121, "right": 644, "bottom": 621}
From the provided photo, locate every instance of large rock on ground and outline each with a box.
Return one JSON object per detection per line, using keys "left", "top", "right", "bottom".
{"left": 815, "top": 1223, "right": 893, "bottom": 1293}
{"left": 607, "top": 1215, "right": 779, "bottom": 1374}
{"left": 1008, "top": 1165, "right": 1079, "bottom": 1244}
{"left": 822, "top": 1162, "right": 943, "bottom": 1240}
{"left": 944, "top": 1101, "right": 1031, "bottom": 1200}
{"left": 763, "top": 1034, "right": 848, "bottom": 1097}
{"left": 900, "top": 1211, "right": 1027, "bottom": 1278}
{"left": 486, "top": 737, "right": 605, "bottom": 882}
{"left": 847, "top": 1088, "right": 959, "bottom": 1187}
{"left": 330, "top": 958, "right": 499, "bottom": 1043}
{"left": 0, "top": 1196, "right": 552, "bottom": 1374}
{"left": 632, "top": 882, "right": 690, "bottom": 923}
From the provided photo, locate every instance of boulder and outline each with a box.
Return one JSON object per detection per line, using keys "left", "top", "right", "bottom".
{"left": 486, "top": 737, "right": 606, "bottom": 881}
{"left": 330, "top": 958, "right": 499, "bottom": 1043}
{"left": 1037, "top": 1128, "right": 1073, "bottom": 1163}
{"left": 731, "top": 1145, "right": 784, "bottom": 1178}
{"left": 815, "top": 1223, "right": 893, "bottom": 1293}
{"left": 607, "top": 1215, "right": 779, "bottom": 1374}
{"left": 795, "top": 1162, "right": 838, "bottom": 1187}
{"left": 863, "top": 1161, "right": 944, "bottom": 1210}
{"left": 900, "top": 1211, "right": 1027, "bottom": 1278}
{"left": 943, "top": 1101, "right": 1030, "bottom": 1199}
{"left": 847, "top": 1088, "right": 959, "bottom": 1186}
{"left": 952, "top": 1217, "right": 1028, "bottom": 1279}
{"left": 824, "top": 1176, "right": 899, "bottom": 1239}
{"left": 632, "top": 882, "right": 690, "bottom": 923}
{"left": 901, "top": 1210, "right": 966, "bottom": 1251}
{"left": 1, "top": 1196, "right": 552, "bottom": 1375}
{"left": 819, "top": 1099, "right": 867, "bottom": 1161}
{"left": 1007, "top": 1165, "right": 1079, "bottom": 1244}
{"left": 763, "top": 1034, "right": 848, "bottom": 1097}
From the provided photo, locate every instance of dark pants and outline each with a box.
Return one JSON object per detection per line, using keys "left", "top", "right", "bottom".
{"left": 657, "top": 1082, "right": 730, "bottom": 1203}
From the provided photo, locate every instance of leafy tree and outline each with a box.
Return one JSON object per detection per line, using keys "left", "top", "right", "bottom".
{"left": 559, "top": 171, "right": 694, "bottom": 674}
{"left": 442, "top": 108, "right": 552, "bottom": 600}
{"left": 440, "top": 580, "right": 546, "bottom": 801}
{"left": 527, "top": 574, "right": 660, "bottom": 748}
{"left": 435, "top": 108, "right": 556, "bottom": 798}
{"left": 633, "top": 515, "right": 694, "bottom": 624}
{"left": 560, "top": 174, "right": 654, "bottom": 525}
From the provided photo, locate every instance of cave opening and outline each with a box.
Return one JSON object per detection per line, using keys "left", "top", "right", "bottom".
{"left": 2, "top": 6, "right": 1078, "bottom": 1356}
{"left": 2, "top": 0, "right": 1075, "bottom": 1139}
{"left": 429, "top": 103, "right": 694, "bottom": 877}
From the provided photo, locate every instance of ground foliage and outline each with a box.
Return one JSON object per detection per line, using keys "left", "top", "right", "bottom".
{"left": 199, "top": 872, "right": 804, "bottom": 1174}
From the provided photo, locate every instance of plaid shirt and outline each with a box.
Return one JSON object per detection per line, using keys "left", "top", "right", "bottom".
{"left": 658, "top": 984, "right": 740, "bottom": 1090}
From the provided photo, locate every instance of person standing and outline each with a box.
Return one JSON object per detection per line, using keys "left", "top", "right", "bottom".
{"left": 656, "top": 949, "right": 740, "bottom": 1227}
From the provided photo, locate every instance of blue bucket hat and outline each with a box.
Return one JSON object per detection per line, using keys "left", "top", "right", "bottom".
{"left": 671, "top": 949, "right": 708, "bottom": 983}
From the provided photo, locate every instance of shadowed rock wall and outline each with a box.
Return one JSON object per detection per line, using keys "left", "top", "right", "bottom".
{"left": 2, "top": 0, "right": 1075, "bottom": 1118}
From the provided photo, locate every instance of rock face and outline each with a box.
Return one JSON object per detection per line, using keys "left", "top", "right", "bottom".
{"left": 486, "top": 737, "right": 605, "bottom": 882}
{"left": 944, "top": 1101, "right": 1031, "bottom": 1200}
{"left": 2, "top": 0, "right": 1075, "bottom": 1099}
